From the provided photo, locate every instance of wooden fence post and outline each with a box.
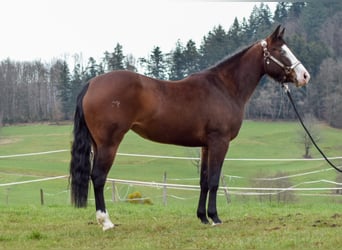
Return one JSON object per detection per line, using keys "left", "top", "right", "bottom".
{"left": 163, "top": 171, "right": 167, "bottom": 206}
{"left": 111, "top": 180, "right": 116, "bottom": 202}
{"left": 6, "top": 188, "right": 9, "bottom": 205}
{"left": 40, "top": 188, "right": 44, "bottom": 205}
{"left": 220, "top": 174, "right": 231, "bottom": 204}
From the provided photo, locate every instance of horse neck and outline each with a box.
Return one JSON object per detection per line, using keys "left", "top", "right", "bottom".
{"left": 212, "top": 43, "right": 265, "bottom": 104}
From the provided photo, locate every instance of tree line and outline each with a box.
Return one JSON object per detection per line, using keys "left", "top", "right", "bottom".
{"left": 0, "top": 2, "right": 341, "bottom": 127}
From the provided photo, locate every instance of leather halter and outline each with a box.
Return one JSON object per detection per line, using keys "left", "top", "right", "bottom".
{"left": 261, "top": 40, "right": 302, "bottom": 76}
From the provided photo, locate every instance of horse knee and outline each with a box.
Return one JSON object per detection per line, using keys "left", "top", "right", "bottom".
{"left": 208, "top": 173, "right": 220, "bottom": 191}
{"left": 208, "top": 182, "right": 219, "bottom": 192}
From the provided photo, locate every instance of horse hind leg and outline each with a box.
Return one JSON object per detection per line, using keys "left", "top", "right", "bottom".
{"left": 197, "top": 147, "right": 210, "bottom": 224}
{"left": 91, "top": 144, "right": 119, "bottom": 231}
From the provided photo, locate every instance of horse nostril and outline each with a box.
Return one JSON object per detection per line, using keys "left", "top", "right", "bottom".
{"left": 303, "top": 72, "right": 310, "bottom": 82}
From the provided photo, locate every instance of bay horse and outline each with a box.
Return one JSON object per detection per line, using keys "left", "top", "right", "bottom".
{"left": 70, "top": 25, "right": 310, "bottom": 231}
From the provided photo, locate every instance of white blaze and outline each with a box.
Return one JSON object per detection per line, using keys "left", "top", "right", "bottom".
{"left": 282, "top": 44, "right": 310, "bottom": 86}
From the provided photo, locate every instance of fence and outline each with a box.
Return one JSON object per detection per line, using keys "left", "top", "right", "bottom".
{"left": 1, "top": 150, "right": 342, "bottom": 205}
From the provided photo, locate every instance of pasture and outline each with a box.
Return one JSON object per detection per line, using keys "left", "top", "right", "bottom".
{"left": 1, "top": 121, "right": 342, "bottom": 249}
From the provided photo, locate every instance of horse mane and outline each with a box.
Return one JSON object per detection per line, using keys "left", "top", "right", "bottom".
{"left": 208, "top": 43, "right": 255, "bottom": 71}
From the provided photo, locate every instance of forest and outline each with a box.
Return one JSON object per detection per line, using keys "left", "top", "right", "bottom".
{"left": 0, "top": 2, "right": 341, "bottom": 127}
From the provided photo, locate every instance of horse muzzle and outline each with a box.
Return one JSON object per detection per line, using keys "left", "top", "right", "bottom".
{"left": 293, "top": 63, "right": 310, "bottom": 87}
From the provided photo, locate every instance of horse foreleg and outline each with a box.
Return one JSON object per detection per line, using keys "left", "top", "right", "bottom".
{"left": 197, "top": 147, "right": 209, "bottom": 224}
{"left": 91, "top": 146, "right": 117, "bottom": 231}
{"left": 207, "top": 140, "right": 229, "bottom": 225}
{"left": 207, "top": 172, "right": 222, "bottom": 225}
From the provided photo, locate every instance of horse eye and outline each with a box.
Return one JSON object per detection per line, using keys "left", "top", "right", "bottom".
{"left": 280, "top": 50, "right": 286, "bottom": 56}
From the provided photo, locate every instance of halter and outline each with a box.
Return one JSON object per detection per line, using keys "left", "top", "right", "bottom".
{"left": 260, "top": 40, "right": 302, "bottom": 76}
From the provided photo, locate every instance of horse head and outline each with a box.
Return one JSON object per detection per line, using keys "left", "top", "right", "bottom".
{"left": 261, "top": 25, "right": 310, "bottom": 87}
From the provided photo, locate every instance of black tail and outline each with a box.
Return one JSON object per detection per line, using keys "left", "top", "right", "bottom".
{"left": 70, "top": 83, "right": 92, "bottom": 207}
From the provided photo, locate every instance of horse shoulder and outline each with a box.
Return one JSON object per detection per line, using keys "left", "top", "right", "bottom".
{"left": 190, "top": 73, "right": 245, "bottom": 142}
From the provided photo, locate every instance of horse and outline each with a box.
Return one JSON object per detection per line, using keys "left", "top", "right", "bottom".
{"left": 70, "top": 25, "right": 310, "bottom": 231}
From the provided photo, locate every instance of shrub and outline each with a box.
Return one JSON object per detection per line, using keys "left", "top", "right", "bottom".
{"left": 127, "top": 191, "right": 153, "bottom": 205}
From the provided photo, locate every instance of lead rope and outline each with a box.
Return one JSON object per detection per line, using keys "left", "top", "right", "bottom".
{"left": 282, "top": 83, "right": 342, "bottom": 173}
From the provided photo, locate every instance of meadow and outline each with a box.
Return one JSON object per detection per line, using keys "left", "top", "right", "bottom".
{"left": 1, "top": 121, "right": 342, "bottom": 249}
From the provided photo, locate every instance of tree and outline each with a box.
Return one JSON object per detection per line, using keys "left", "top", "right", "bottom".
{"left": 319, "top": 11, "right": 342, "bottom": 57}
{"left": 49, "top": 60, "right": 64, "bottom": 121}
{"left": 84, "top": 57, "right": 103, "bottom": 81}
{"left": 57, "top": 60, "right": 72, "bottom": 119}
{"left": 168, "top": 40, "right": 186, "bottom": 80}
{"left": 296, "top": 114, "right": 320, "bottom": 158}
{"left": 227, "top": 18, "right": 243, "bottom": 51}
{"left": 70, "top": 63, "right": 84, "bottom": 108}
{"left": 245, "top": 80, "right": 283, "bottom": 120}
{"left": 274, "top": 2, "right": 290, "bottom": 23}
{"left": 199, "top": 25, "right": 229, "bottom": 69}
{"left": 0, "top": 59, "right": 21, "bottom": 123}
{"left": 104, "top": 43, "right": 125, "bottom": 71}
{"left": 0, "top": 60, "right": 9, "bottom": 125}
{"left": 288, "top": 2, "right": 305, "bottom": 18}
{"left": 124, "top": 54, "right": 137, "bottom": 72}
{"left": 183, "top": 39, "right": 201, "bottom": 76}
{"left": 245, "top": 3, "right": 273, "bottom": 41}
{"left": 287, "top": 35, "right": 330, "bottom": 76}
{"left": 140, "top": 46, "right": 167, "bottom": 79}
{"left": 299, "top": 1, "right": 341, "bottom": 41}
{"left": 316, "top": 58, "right": 342, "bottom": 128}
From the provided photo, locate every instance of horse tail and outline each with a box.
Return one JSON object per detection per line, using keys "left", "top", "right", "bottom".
{"left": 70, "top": 82, "right": 92, "bottom": 208}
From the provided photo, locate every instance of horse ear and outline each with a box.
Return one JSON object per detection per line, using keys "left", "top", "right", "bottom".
{"left": 270, "top": 25, "right": 283, "bottom": 41}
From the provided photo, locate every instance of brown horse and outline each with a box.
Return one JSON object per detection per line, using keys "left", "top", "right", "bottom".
{"left": 70, "top": 25, "right": 310, "bottom": 230}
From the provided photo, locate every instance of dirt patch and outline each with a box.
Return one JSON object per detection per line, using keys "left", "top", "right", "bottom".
{"left": 0, "top": 138, "right": 20, "bottom": 145}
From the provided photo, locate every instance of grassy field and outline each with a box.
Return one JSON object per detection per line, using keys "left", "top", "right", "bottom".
{"left": 1, "top": 121, "right": 342, "bottom": 249}
{"left": 2, "top": 202, "right": 342, "bottom": 249}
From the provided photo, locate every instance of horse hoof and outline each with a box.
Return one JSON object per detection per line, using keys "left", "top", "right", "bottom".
{"left": 102, "top": 222, "right": 115, "bottom": 231}
{"left": 96, "top": 210, "right": 115, "bottom": 231}
{"left": 200, "top": 218, "right": 210, "bottom": 224}
{"left": 211, "top": 221, "right": 223, "bottom": 226}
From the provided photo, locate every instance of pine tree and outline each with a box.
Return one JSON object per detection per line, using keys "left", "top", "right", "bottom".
{"left": 141, "top": 46, "right": 167, "bottom": 79}
{"left": 124, "top": 54, "right": 137, "bottom": 72}
{"left": 111, "top": 43, "right": 125, "bottom": 70}
{"left": 70, "top": 63, "right": 83, "bottom": 108}
{"left": 274, "top": 2, "right": 290, "bottom": 23}
{"left": 227, "top": 18, "right": 243, "bottom": 51}
{"left": 85, "top": 57, "right": 103, "bottom": 81}
{"left": 199, "top": 25, "right": 229, "bottom": 69}
{"left": 246, "top": 3, "right": 273, "bottom": 40}
{"left": 57, "top": 60, "right": 72, "bottom": 119}
{"left": 183, "top": 39, "right": 200, "bottom": 76}
{"left": 169, "top": 40, "right": 186, "bottom": 80}
{"left": 103, "top": 43, "right": 125, "bottom": 72}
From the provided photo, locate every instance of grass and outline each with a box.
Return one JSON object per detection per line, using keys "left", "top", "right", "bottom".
{"left": 1, "top": 202, "right": 342, "bottom": 249}
{"left": 0, "top": 121, "right": 342, "bottom": 249}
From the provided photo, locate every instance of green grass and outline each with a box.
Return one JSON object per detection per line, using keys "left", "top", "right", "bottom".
{"left": 1, "top": 202, "right": 342, "bottom": 249}
{"left": 0, "top": 121, "right": 342, "bottom": 249}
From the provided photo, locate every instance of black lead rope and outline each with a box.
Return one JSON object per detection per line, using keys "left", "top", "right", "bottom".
{"left": 282, "top": 83, "right": 342, "bottom": 173}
